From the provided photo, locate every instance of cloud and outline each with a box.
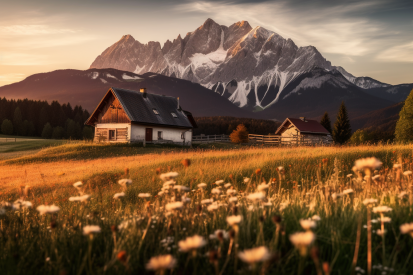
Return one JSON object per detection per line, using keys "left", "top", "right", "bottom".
{"left": 0, "top": 25, "right": 78, "bottom": 35}
{"left": 377, "top": 41, "right": 413, "bottom": 63}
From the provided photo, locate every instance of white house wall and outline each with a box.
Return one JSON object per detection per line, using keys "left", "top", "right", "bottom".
{"left": 130, "top": 124, "right": 192, "bottom": 145}
{"left": 281, "top": 126, "right": 300, "bottom": 137}
{"left": 96, "top": 123, "right": 131, "bottom": 142}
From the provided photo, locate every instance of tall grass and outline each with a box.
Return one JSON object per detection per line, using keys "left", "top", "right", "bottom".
{"left": 1, "top": 144, "right": 413, "bottom": 274}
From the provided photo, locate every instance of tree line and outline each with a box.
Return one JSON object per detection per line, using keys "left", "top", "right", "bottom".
{"left": 0, "top": 97, "right": 94, "bottom": 139}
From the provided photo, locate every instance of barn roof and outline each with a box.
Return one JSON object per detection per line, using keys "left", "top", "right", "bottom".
{"left": 85, "top": 87, "right": 196, "bottom": 128}
{"left": 275, "top": 118, "right": 330, "bottom": 135}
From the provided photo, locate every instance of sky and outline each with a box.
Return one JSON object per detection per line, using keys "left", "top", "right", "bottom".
{"left": 0, "top": 0, "right": 412, "bottom": 87}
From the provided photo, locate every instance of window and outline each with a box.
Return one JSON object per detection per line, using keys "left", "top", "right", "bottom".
{"left": 181, "top": 132, "right": 185, "bottom": 139}
{"left": 153, "top": 108, "right": 159, "bottom": 115}
{"left": 171, "top": 112, "right": 177, "bottom": 118}
{"left": 109, "top": 130, "right": 116, "bottom": 140}
{"left": 158, "top": 131, "right": 163, "bottom": 140}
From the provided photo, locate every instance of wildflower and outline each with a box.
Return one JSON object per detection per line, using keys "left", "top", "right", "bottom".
{"left": 289, "top": 231, "right": 315, "bottom": 256}
{"left": 243, "top": 177, "right": 250, "bottom": 183}
{"left": 311, "top": 215, "right": 321, "bottom": 221}
{"left": 215, "top": 180, "right": 224, "bottom": 185}
{"left": 376, "top": 229, "right": 387, "bottom": 236}
{"left": 138, "top": 193, "right": 151, "bottom": 198}
{"left": 398, "top": 191, "right": 408, "bottom": 199}
{"left": 73, "top": 181, "right": 83, "bottom": 188}
{"left": 277, "top": 166, "right": 284, "bottom": 171}
{"left": 211, "top": 188, "right": 222, "bottom": 195}
{"left": 173, "top": 185, "right": 190, "bottom": 192}
{"left": 238, "top": 246, "right": 271, "bottom": 264}
{"left": 229, "top": 197, "right": 238, "bottom": 203}
{"left": 226, "top": 215, "right": 242, "bottom": 226}
{"left": 160, "top": 172, "right": 179, "bottom": 181}
{"left": 300, "top": 219, "right": 316, "bottom": 230}
{"left": 83, "top": 225, "right": 101, "bottom": 235}
{"left": 372, "top": 175, "right": 381, "bottom": 180}
{"left": 246, "top": 192, "right": 266, "bottom": 202}
{"left": 393, "top": 164, "right": 401, "bottom": 169}
{"left": 181, "top": 159, "right": 191, "bottom": 168}
{"left": 201, "top": 198, "right": 213, "bottom": 205}
{"left": 36, "top": 205, "right": 60, "bottom": 215}
{"left": 178, "top": 235, "right": 206, "bottom": 252}
{"left": 378, "top": 217, "right": 391, "bottom": 223}
{"left": 257, "top": 183, "right": 269, "bottom": 191}
{"left": 363, "top": 198, "right": 378, "bottom": 206}
{"left": 207, "top": 203, "right": 219, "bottom": 212}
{"left": 198, "top": 183, "right": 207, "bottom": 189}
{"left": 400, "top": 223, "right": 413, "bottom": 234}
{"left": 117, "top": 251, "right": 128, "bottom": 263}
{"left": 165, "top": 202, "right": 184, "bottom": 211}
{"left": 372, "top": 206, "right": 392, "bottom": 213}
{"left": 182, "top": 196, "right": 191, "bottom": 203}
{"left": 13, "top": 199, "right": 33, "bottom": 209}
{"left": 146, "top": 254, "right": 177, "bottom": 271}
{"left": 158, "top": 191, "right": 164, "bottom": 196}
{"left": 354, "top": 157, "right": 382, "bottom": 170}
{"left": 113, "top": 192, "right": 125, "bottom": 199}
{"left": 118, "top": 179, "right": 132, "bottom": 188}
{"left": 403, "top": 171, "right": 412, "bottom": 176}
{"left": 342, "top": 189, "right": 354, "bottom": 195}
{"left": 224, "top": 183, "right": 232, "bottom": 188}
{"left": 346, "top": 174, "right": 353, "bottom": 178}
{"left": 226, "top": 189, "right": 237, "bottom": 196}
{"left": 279, "top": 202, "right": 289, "bottom": 211}
{"left": 69, "top": 195, "right": 91, "bottom": 202}
{"left": 209, "top": 229, "right": 229, "bottom": 240}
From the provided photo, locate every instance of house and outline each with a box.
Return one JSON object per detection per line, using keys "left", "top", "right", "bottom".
{"left": 275, "top": 117, "right": 332, "bottom": 143}
{"left": 85, "top": 87, "right": 197, "bottom": 145}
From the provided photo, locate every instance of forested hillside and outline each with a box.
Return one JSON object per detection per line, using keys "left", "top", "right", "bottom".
{"left": 0, "top": 97, "right": 93, "bottom": 139}
{"left": 193, "top": 117, "right": 280, "bottom": 136}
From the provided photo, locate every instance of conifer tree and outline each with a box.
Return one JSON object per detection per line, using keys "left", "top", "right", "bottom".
{"left": 229, "top": 124, "right": 249, "bottom": 143}
{"left": 320, "top": 112, "right": 332, "bottom": 133}
{"left": 332, "top": 102, "right": 352, "bottom": 144}
{"left": 13, "top": 107, "right": 22, "bottom": 135}
{"left": 395, "top": 89, "right": 413, "bottom": 143}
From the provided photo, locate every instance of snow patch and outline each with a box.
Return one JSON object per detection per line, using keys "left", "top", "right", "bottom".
{"left": 91, "top": 72, "right": 99, "bottom": 79}
{"left": 100, "top": 78, "right": 108, "bottom": 84}
{"left": 106, "top": 74, "right": 118, "bottom": 80}
{"left": 122, "top": 73, "right": 141, "bottom": 80}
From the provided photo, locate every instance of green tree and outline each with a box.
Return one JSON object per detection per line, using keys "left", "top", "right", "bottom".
{"left": 52, "top": 126, "right": 65, "bottom": 139}
{"left": 349, "top": 129, "right": 373, "bottom": 145}
{"left": 395, "top": 89, "right": 413, "bottom": 143}
{"left": 13, "top": 107, "right": 23, "bottom": 135}
{"left": 21, "top": 120, "right": 29, "bottom": 136}
{"left": 82, "top": 126, "right": 94, "bottom": 140}
{"left": 1, "top": 119, "right": 13, "bottom": 135}
{"left": 229, "top": 124, "right": 249, "bottom": 144}
{"left": 320, "top": 112, "right": 332, "bottom": 134}
{"left": 41, "top": 123, "right": 53, "bottom": 139}
{"left": 65, "top": 119, "right": 76, "bottom": 139}
{"left": 332, "top": 102, "right": 352, "bottom": 144}
{"left": 38, "top": 107, "right": 49, "bottom": 136}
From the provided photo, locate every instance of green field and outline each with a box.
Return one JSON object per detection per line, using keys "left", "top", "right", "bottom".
{"left": 1, "top": 142, "right": 413, "bottom": 274}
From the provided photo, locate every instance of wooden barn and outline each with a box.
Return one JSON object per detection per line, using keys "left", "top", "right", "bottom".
{"left": 85, "top": 87, "right": 197, "bottom": 145}
{"left": 275, "top": 117, "right": 332, "bottom": 143}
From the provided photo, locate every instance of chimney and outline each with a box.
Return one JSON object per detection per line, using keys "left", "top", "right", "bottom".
{"left": 140, "top": 88, "right": 147, "bottom": 98}
{"left": 300, "top": 117, "right": 306, "bottom": 122}
{"left": 177, "top": 97, "right": 180, "bottom": 109}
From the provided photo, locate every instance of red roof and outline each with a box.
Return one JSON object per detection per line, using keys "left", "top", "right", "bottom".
{"left": 275, "top": 118, "right": 330, "bottom": 135}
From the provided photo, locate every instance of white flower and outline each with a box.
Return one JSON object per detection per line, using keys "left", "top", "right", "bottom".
{"left": 346, "top": 174, "right": 353, "bottom": 178}
{"left": 400, "top": 223, "right": 413, "bottom": 234}
{"left": 257, "top": 183, "right": 269, "bottom": 191}
{"left": 372, "top": 206, "right": 392, "bottom": 213}
{"left": 163, "top": 180, "right": 176, "bottom": 188}
{"left": 173, "top": 185, "right": 190, "bottom": 192}
{"left": 246, "top": 192, "right": 266, "bottom": 202}
{"left": 229, "top": 197, "right": 238, "bottom": 203}
{"left": 73, "top": 181, "right": 83, "bottom": 188}
{"left": 372, "top": 175, "right": 381, "bottom": 180}
{"left": 160, "top": 172, "right": 179, "bottom": 181}
{"left": 224, "top": 183, "right": 232, "bottom": 188}
{"left": 279, "top": 202, "right": 289, "bottom": 211}
{"left": 403, "top": 171, "right": 412, "bottom": 176}
{"left": 354, "top": 157, "right": 382, "bottom": 170}
{"left": 243, "top": 177, "right": 250, "bottom": 183}
{"left": 331, "top": 193, "right": 338, "bottom": 200}
{"left": 146, "top": 254, "right": 177, "bottom": 271}
{"left": 398, "top": 191, "right": 408, "bottom": 199}
{"left": 342, "top": 189, "right": 354, "bottom": 195}
{"left": 238, "top": 246, "right": 271, "bottom": 264}
{"left": 83, "top": 225, "right": 101, "bottom": 235}
{"left": 36, "top": 205, "right": 60, "bottom": 215}
{"left": 118, "top": 179, "right": 132, "bottom": 187}
{"left": 289, "top": 231, "right": 315, "bottom": 249}
{"left": 215, "top": 180, "right": 224, "bottom": 185}
{"left": 182, "top": 196, "right": 191, "bottom": 203}
{"left": 113, "top": 192, "right": 125, "bottom": 199}
{"left": 363, "top": 198, "right": 378, "bottom": 205}
{"left": 311, "top": 215, "right": 321, "bottom": 221}
{"left": 376, "top": 229, "right": 387, "bottom": 236}
{"left": 69, "top": 195, "right": 91, "bottom": 202}
{"left": 393, "top": 164, "right": 401, "bottom": 169}
{"left": 201, "top": 198, "right": 213, "bottom": 205}
{"left": 178, "top": 235, "right": 206, "bottom": 252}
{"left": 226, "top": 215, "right": 242, "bottom": 226}
{"left": 207, "top": 203, "right": 219, "bottom": 212}
{"left": 277, "top": 166, "right": 284, "bottom": 171}
{"left": 13, "top": 199, "right": 33, "bottom": 209}
{"left": 211, "top": 188, "right": 222, "bottom": 195}
{"left": 300, "top": 219, "right": 316, "bottom": 230}
{"left": 165, "top": 202, "right": 184, "bottom": 211}
{"left": 209, "top": 229, "right": 229, "bottom": 240}
{"left": 379, "top": 217, "right": 391, "bottom": 223}
{"left": 138, "top": 193, "right": 151, "bottom": 198}
{"left": 0, "top": 208, "right": 5, "bottom": 215}
{"left": 226, "top": 189, "right": 237, "bottom": 196}
{"left": 158, "top": 191, "right": 164, "bottom": 196}
{"left": 197, "top": 183, "right": 207, "bottom": 189}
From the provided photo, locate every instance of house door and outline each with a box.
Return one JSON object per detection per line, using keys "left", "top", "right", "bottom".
{"left": 145, "top": 128, "right": 153, "bottom": 142}
{"left": 109, "top": 130, "right": 116, "bottom": 141}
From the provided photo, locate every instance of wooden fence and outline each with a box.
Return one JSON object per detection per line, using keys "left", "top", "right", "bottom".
{"left": 248, "top": 134, "right": 333, "bottom": 146}
{"left": 192, "top": 134, "right": 230, "bottom": 143}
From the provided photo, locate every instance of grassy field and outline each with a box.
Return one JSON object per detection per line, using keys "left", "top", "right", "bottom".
{"left": 1, "top": 142, "right": 413, "bottom": 274}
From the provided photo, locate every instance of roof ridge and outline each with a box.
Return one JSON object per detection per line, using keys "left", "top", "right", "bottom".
{"left": 111, "top": 87, "right": 178, "bottom": 99}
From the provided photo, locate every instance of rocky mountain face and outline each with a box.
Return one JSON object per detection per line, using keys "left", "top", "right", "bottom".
{"left": 88, "top": 18, "right": 412, "bottom": 118}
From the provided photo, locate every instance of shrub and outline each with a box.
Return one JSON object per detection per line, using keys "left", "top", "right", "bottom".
{"left": 229, "top": 124, "right": 249, "bottom": 143}
{"left": 1, "top": 119, "right": 13, "bottom": 135}
{"left": 52, "top": 126, "right": 65, "bottom": 139}
{"left": 41, "top": 123, "right": 53, "bottom": 139}
{"left": 395, "top": 89, "right": 413, "bottom": 143}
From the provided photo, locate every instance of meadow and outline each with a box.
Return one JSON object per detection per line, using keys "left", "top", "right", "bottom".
{"left": 1, "top": 141, "right": 413, "bottom": 275}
